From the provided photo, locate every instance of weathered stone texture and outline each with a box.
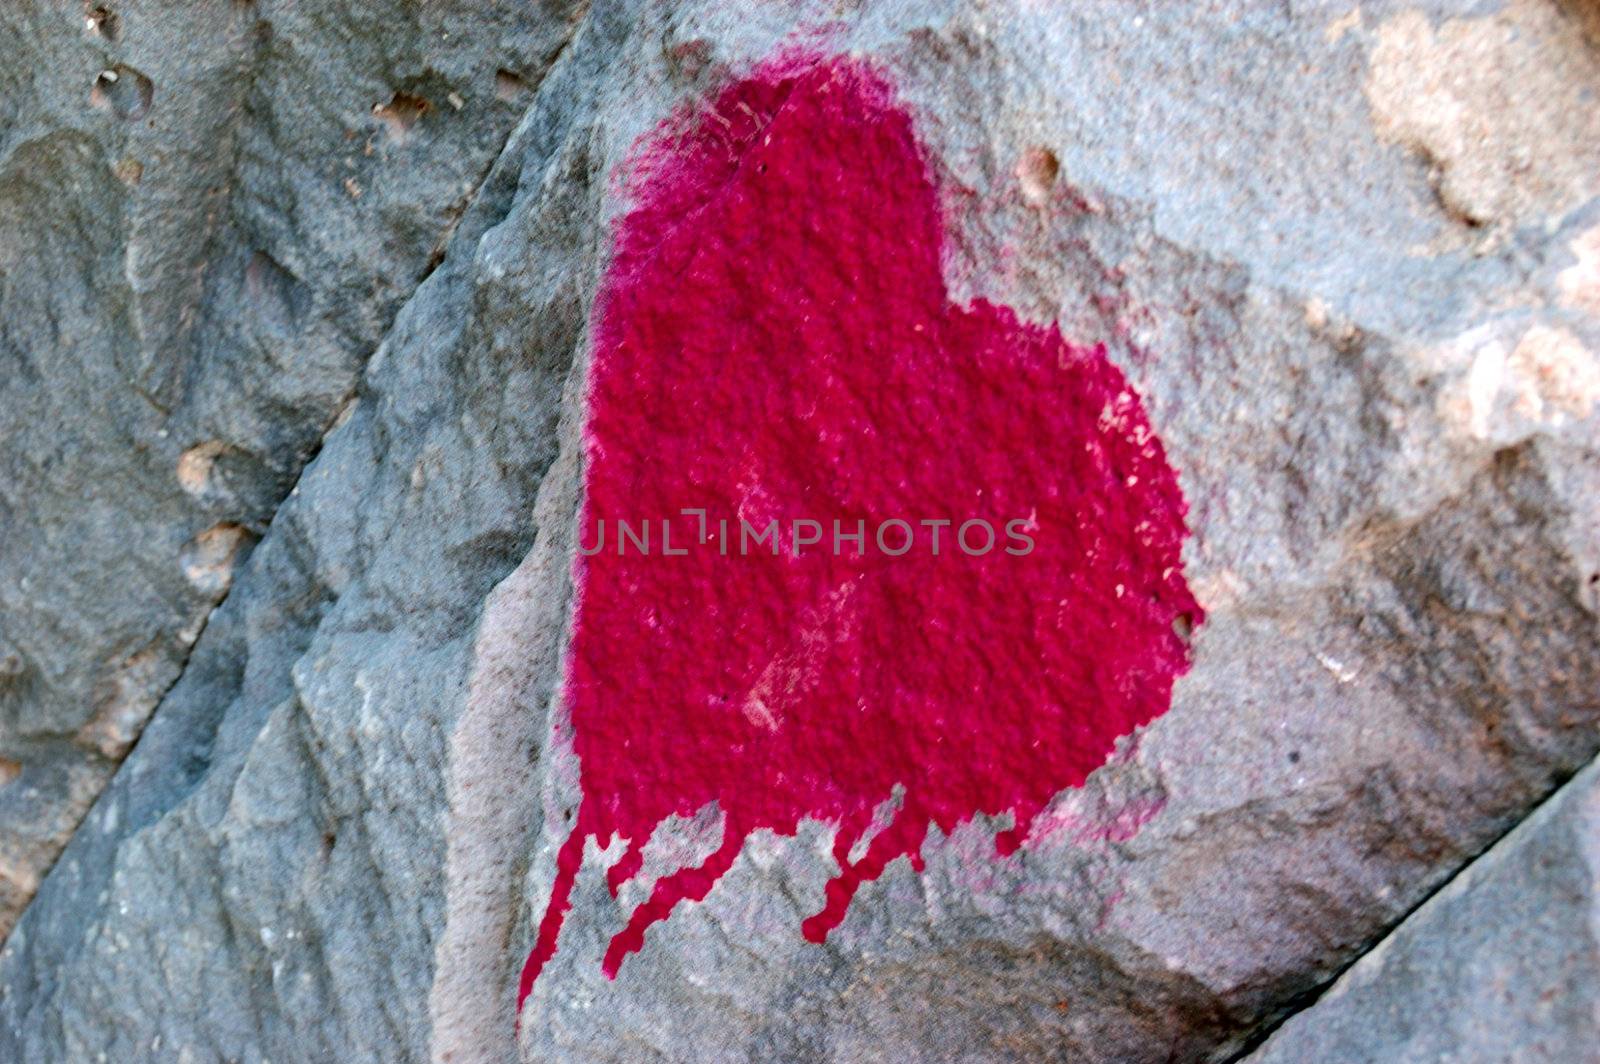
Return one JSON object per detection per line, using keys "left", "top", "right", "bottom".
{"left": 0, "top": 0, "right": 583, "bottom": 939}
{"left": 1250, "top": 756, "right": 1600, "bottom": 1063}
{"left": 0, "top": 2, "right": 1595, "bottom": 1062}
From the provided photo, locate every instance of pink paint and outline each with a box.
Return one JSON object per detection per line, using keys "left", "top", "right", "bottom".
{"left": 518, "top": 54, "right": 1201, "bottom": 1009}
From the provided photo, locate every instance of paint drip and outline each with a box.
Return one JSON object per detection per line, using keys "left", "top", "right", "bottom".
{"left": 518, "top": 53, "right": 1201, "bottom": 1010}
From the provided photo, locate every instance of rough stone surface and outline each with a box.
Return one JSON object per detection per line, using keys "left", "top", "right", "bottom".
{"left": 1367, "top": 0, "right": 1600, "bottom": 232}
{"left": 0, "top": 1, "right": 1595, "bottom": 1062}
{"left": 0, "top": 0, "right": 583, "bottom": 938}
{"left": 1250, "top": 754, "right": 1600, "bottom": 1063}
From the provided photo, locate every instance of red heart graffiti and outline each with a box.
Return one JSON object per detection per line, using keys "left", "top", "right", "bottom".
{"left": 519, "top": 53, "right": 1200, "bottom": 1008}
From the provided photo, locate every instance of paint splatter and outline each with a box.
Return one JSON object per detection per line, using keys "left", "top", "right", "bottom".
{"left": 518, "top": 54, "right": 1201, "bottom": 1008}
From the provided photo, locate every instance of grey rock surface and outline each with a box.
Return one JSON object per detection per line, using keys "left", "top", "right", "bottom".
{"left": 0, "top": 0, "right": 582, "bottom": 936}
{"left": 1250, "top": 755, "right": 1600, "bottom": 1064}
{"left": 0, "top": 1, "right": 1595, "bottom": 1062}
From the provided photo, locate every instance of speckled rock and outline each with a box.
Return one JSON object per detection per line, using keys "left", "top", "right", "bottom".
{"left": 0, "top": 2, "right": 1596, "bottom": 1062}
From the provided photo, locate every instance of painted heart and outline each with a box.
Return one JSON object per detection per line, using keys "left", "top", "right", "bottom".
{"left": 519, "top": 52, "right": 1200, "bottom": 1008}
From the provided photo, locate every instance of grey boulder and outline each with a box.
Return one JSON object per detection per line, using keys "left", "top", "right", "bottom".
{"left": 0, "top": 1, "right": 1597, "bottom": 1063}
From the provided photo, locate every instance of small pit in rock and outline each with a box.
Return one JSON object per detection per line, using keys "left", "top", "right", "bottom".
{"left": 90, "top": 65, "right": 153, "bottom": 122}
{"left": 372, "top": 91, "right": 430, "bottom": 141}
{"left": 180, "top": 523, "right": 255, "bottom": 597}
{"left": 494, "top": 69, "right": 527, "bottom": 102}
{"left": 177, "top": 441, "right": 227, "bottom": 497}
{"left": 1017, "top": 146, "right": 1061, "bottom": 204}
{"left": 84, "top": 5, "right": 119, "bottom": 40}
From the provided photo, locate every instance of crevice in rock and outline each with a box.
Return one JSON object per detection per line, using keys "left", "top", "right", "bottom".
{"left": 1, "top": 18, "right": 574, "bottom": 948}
{"left": 423, "top": 15, "right": 585, "bottom": 274}
{"left": 1227, "top": 748, "right": 1600, "bottom": 1061}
